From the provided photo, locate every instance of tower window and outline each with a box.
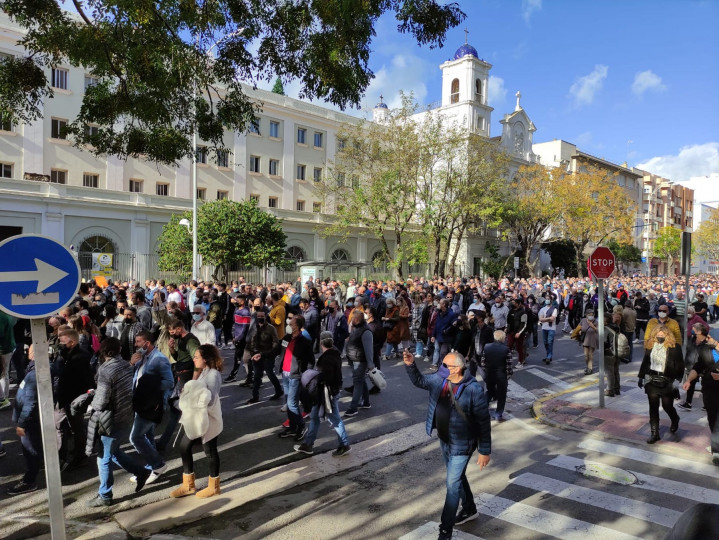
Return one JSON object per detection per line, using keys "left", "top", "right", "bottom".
{"left": 475, "top": 79, "right": 483, "bottom": 103}
{"left": 450, "top": 78, "right": 459, "bottom": 104}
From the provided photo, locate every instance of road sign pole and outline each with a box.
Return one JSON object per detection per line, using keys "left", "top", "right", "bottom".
{"left": 30, "top": 318, "right": 67, "bottom": 540}
{"left": 597, "top": 279, "right": 605, "bottom": 409}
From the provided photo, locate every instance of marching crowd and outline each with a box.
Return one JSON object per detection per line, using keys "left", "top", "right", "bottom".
{"left": 1, "top": 272, "right": 718, "bottom": 538}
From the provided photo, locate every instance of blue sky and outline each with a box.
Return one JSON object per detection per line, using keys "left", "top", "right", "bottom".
{"left": 269, "top": 0, "right": 719, "bottom": 197}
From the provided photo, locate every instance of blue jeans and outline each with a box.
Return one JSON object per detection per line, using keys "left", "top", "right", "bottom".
{"left": 305, "top": 394, "right": 349, "bottom": 448}
{"left": 282, "top": 375, "right": 304, "bottom": 432}
{"left": 349, "top": 361, "right": 369, "bottom": 411}
{"left": 215, "top": 328, "right": 223, "bottom": 347}
{"left": 439, "top": 440, "right": 476, "bottom": 535}
{"left": 415, "top": 340, "right": 425, "bottom": 357}
{"left": 97, "top": 426, "right": 145, "bottom": 500}
{"left": 130, "top": 414, "right": 165, "bottom": 471}
{"left": 542, "top": 329, "right": 555, "bottom": 360}
{"left": 384, "top": 342, "right": 399, "bottom": 357}
{"left": 20, "top": 421, "right": 43, "bottom": 485}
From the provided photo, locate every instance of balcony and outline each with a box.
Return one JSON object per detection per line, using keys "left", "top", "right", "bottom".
{"left": 673, "top": 206, "right": 682, "bottom": 216}
{"left": 685, "top": 210, "right": 693, "bottom": 218}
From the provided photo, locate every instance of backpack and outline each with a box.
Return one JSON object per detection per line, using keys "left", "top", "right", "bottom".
{"left": 617, "top": 332, "right": 631, "bottom": 360}
{"left": 300, "top": 368, "right": 322, "bottom": 405}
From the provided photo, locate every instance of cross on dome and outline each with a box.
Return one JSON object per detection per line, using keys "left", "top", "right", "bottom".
{"left": 515, "top": 91, "right": 522, "bottom": 111}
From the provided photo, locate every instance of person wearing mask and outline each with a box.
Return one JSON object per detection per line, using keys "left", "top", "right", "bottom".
{"left": 383, "top": 298, "right": 402, "bottom": 360}
{"left": 344, "top": 310, "right": 376, "bottom": 417}
{"left": 638, "top": 327, "right": 684, "bottom": 444}
{"left": 397, "top": 294, "right": 412, "bottom": 353}
{"left": 207, "top": 292, "right": 225, "bottom": 348}
{"left": 129, "top": 331, "right": 174, "bottom": 484}
{"left": 645, "top": 305, "right": 682, "bottom": 349}
{"left": 471, "top": 313, "right": 494, "bottom": 377}
{"left": 191, "top": 305, "right": 215, "bottom": 346}
{"left": 277, "top": 314, "right": 314, "bottom": 440}
{"left": 621, "top": 300, "right": 637, "bottom": 364}
{"left": 580, "top": 309, "right": 599, "bottom": 375}
{"left": 480, "top": 330, "right": 513, "bottom": 421}
{"left": 294, "top": 333, "right": 351, "bottom": 456}
{"left": 490, "top": 296, "right": 509, "bottom": 332}
{"left": 268, "top": 291, "right": 287, "bottom": 341}
{"left": 634, "top": 291, "right": 651, "bottom": 343}
{"left": 226, "top": 295, "right": 251, "bottom": 383}
{"left": 119, "top": 307, "right": 144, "bottom": 362}
{"left": 451, "top": 315, "right": 473, "bottom": 360}
{"left": 679, "top": 322, "right": 712, "bottom": 411}
{"left": 507, "top": 298, "right": 528, "bottom": 369}
{"left": 100, "top": 304, "right": 122, "bottom": 340}
{"left": 87, "top": 338, "right": 151, "bottom": 507}
{"left": 299, "top": 298, "right": 320, "bottom": 351}
{"left": 365, "top": 306, "right": 387, "bottom": 395}
{"left": 321, "top": 299, "right": 349, "bottom": 354}
{"left": 131, "top": 290, "right": 153, "bottom": 331}
{"left": 430, "top": 299, "right": 459, "bottom": 373}
{"left": 525, "top": 295, "right": 540, "bottom": 350}
{"left": 403, "top": 349, "right": 491, "bottom": 540}
{"left": 245, "top": 310, "right": 282, "bottom": 404}
{"left": 538, "top": 295, "right": 557, "bottom": 365}
{"left": 170, "top": 344, "right": 224, "bottom": 498}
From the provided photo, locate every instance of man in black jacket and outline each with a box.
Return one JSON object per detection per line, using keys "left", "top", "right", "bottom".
{"left": 245, "top": 311, "right": 282, "bottom": 404}
{"left": 293, "top": 332, "right": 351, "bottom": 456}
{"left": 480, "top": 330, "right": 513, "bottom": 421}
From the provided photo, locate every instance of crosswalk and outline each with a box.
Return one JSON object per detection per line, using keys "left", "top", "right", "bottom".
{"left": 405, "top": 438, "right": 719, "bottom": 539}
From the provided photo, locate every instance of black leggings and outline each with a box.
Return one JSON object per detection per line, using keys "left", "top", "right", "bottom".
{"left": 647, "top": 388, "right": 679, "bottom": 426}
{"left": 179, "top": 434, "right": 220, "bottom": 477}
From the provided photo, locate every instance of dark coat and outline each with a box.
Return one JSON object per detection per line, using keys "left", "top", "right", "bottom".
{"left": 638, "top": 344, "right": 684, "bottom": 383}
{"left": 56, "top": 345, "right": 95, "bottom": 408}
{"left": 316, "top": 347, "right": 343, "bottom": 396}
{"left": 13, "top": 361, "right": 38, "bottom": 429}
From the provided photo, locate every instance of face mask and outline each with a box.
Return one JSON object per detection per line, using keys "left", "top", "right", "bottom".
{"left": 587, "top": 316, "right": 595, "bottom": 321}
{"left": 257, "top": 319, "right": 266, "bottom": 326}
{"left": 658, "top": 312, "right": 668, "bottom": 319}
{"left": 136, "top": 347, "right": 147, "bottom": 355}
{"left": 347, "top": 302, "right": 354, "bottom": 308}
{"left": 124, "top": 317, "right": 133, "bottom": 324}
{"left": 364, "top": 313, "right": 370, "bottom": 321}
{"left": 328, "top": 307, "right": 335, "bottom": 314}
{"left": 656, "top": 337, "right": 665, "bottom": 344}
{"left": 434, "top": 301, "right": 439, "bottom": 307}
{"left": 233, "top": 288, "right": 239, "bottom": 292}
{"left": 286, "top": 324, "right": 292, "bottom": 334}
{"left": 545, "top": 299, "right": 551, "bottom": 305}
{"left": 192, "top": 314, "right": 202, "bottom": 321}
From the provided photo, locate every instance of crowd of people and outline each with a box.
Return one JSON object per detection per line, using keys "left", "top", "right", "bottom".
{"left": 1, "top": 272, "right": 718, "bottom": 538}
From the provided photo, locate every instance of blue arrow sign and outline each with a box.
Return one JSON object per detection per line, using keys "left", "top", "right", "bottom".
{"left": 0, "top": 234, "right": 81, "bottom": 319}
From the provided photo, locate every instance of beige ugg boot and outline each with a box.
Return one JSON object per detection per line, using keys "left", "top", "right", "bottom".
{"left": 169, "top": 473, "right": 196, "bottom": 498}
{"left": 195, "top": 476, "right": 221, "bottom": 498}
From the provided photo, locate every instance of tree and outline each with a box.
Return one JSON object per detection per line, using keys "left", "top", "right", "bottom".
{"left": 694, "top": 206, "right": 719, "bottom": 262}
{"left": 540, "top": 239, "right": 577, "bottom": 276}
{"left": 553, "top": 165, "right": 636, "bottom": 277}
{"left": 1, "top": 0, "right": 464, "bottom": 165}
{"left": 157, "top": 199, "right": 288, "bottom": 280}
{"left": 271, "top": 76, "right": 285, "bottom": 95}
{"left": 652, "top": 226, "right": 682, "bottom": 275}
{"left": 606, "top": 239, "right": 642, "bottom": 265}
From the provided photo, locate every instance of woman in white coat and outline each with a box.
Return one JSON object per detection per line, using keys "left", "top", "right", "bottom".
{"left": 170, "top": 344, "right": 223, "bottom": 498}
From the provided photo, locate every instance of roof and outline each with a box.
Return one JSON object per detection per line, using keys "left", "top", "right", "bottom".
{"left": 454, "top": 44, "right": 479, "bottom": 60}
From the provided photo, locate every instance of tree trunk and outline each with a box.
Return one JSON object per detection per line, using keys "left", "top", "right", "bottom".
{"left": 395, "top": 232, "right": 404, "bottom": 280}
{"left": 448, "top": 225, "right": 466, "bottom": 277}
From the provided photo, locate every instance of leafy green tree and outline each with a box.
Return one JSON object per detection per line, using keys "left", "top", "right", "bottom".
{"left": 1, "top": 0, "right": 464, "bottom": 165}
{"left": 157, "top": 199, "right": 288, "bottom": 280}
{"left": 481, "top": 242, "right": 509, "bottom": 279}
{"left": 652, "top": 226, "right": 682, "bottom": 275}
{"left": 540, "top": 239, "right": 577, "bottom": 276}
{"left": 694, "top": 206, "right": 719, "bottom": 261}
{"left": 271, "top": 76, "right": 285, "bottom": 95}
{"left": 606, "top": 239, "right": 642, "bottom": 264}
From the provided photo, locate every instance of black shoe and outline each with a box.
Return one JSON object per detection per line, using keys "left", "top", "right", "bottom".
{"left": 278, "top": 427, "right": 296, "bottom": 438}
{"left": 542, "top": 358, "right": 548, "bottom": 364}
{"left": 224, "top": 373, "right": 237, "bottom": 383}
{"left": 294, "top": 426, "right": 308, "bottom": 441}
{"left": 670, "top": 418, "right": 679, "bottom": 433}
{"left": 359, "top": 403, "right": 371, "bottom": 409}
{"left": 88, "top": 495, "right": 113, "bottom": 508}
{"left": 455, "top": 507, "right": 479, "bottom": 525}
{"left": 332, "top": 445, "right": 351, "bottom": 457}
{"left": 294, "top": 443, "right": 314, "bottom": 455}
{"left": 8, "top": 481, "right": 38, "bottom": 495}
{"left": 604, "top": 391, "right": 615, "bottom": 397}
{"left": 620, "top": 358, "right": 631, "bottom": 364}
{"left": 368, "top": 386, "right": 381, "bottom": 395}
{"left": 678, "top": 402, "right": 692, "bottom": 410}
{"left": 0, "top": 447, "right": 6, "bottom": 458}
{"left": 246, "top": 397, "right": 259, "bottom": 404}
{"left": 270, "top": 392, "right": 284, "bottom": 401}
{"left": 239, "top": 378, "right": 253, "bottom": 387}
{"left": 344, "top": 386, "right": 354, "bottom": 394}
{"left": 135, "top": 467, "right": 151, "bottom": 493}
{"left": 647, "top": 431, "right": 660, "bottom": 444}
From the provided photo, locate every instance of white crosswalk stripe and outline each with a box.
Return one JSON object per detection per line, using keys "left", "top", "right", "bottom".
{"left": 524, "top": 366, "right": 572, "bottom": 389}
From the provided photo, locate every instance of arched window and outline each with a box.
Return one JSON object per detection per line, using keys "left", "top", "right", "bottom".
{"left": 450, "top": 78, "right": 459, "bottom": 104}
{"left": 475, "top": 79, "right": 483, "bottom": 103}
{"left": 330, "top": 248, "right": 350, "bottom": 273}
{"left": 78, "top": 235, "right": 117, "bottom": 281}
{"left": 371, "top": 250, "right": 389, "bottom": 273}
{"left": 285, "top": 246, "right": 306, "bottom": 271}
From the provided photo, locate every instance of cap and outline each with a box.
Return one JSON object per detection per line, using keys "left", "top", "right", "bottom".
{"left": 320, "top": 331, "right": 333, "bottom": 341}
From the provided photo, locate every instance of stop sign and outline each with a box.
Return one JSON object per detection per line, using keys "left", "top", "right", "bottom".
{"left": 588, "top": 246, "right": 616, "bottom": 279}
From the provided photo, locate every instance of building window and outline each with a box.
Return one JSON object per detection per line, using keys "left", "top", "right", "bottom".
{"left": 51, "top": 67, "right": 68, "bottom": 90}
{"left": 250, "top": 193, "right": 260, "bottom": 203}
{"left": 84, "top": 75, "right": 99, "bottom": 90}
{"left": 450, "top": 78, "right": 459, "bottom": 104}
{"left": 313, "top": 202, "right": 321, "bottom": 213}
{"left": 129, "top": 178, "right": 143, "bottom": 192}
{"left": 297, "top": 128, "right": 306, "bottom": 144}
{"left": 269, "top": 159, "right": 279, "bottom": 176}
{"left": 0, "top": 111, "right": 12, "bottom": 132}
{"left": 270, "top": 121, "right": 279, "bottom": 138}
{"left": 336, "top": 172, "right": 346, "bottom": 187}
{"left": 50, "top": 169, "right": 67, "bottom": 184}
{"left": 296, "top": 200, "right": 305, "bottom": 212}
{"left": 51, "top": 118, "right": 68, "bottom": 139}
{"left": 313, "top": 167, "right": 322, "bottom": 182}
{"left": 156, "top": 183, "right": 169, "bottom": 196}
{"left": 314, "top": 132, "right": 323, "bottom": 148}
{"left": 337, "top": 137, "right": 346, "bottom": 151}
{"left": 196, "top": 145, "right": 207, "bottom": 164}
{"left": 477, "top": 116, "right": 484, "bottom": 131}
{"left": 196, "top": 188, "right": 206, "bottom": 200}
{"left": 250, "top": 155, "right": 261, "bottom": 173}
{"left": 268, "top": 196, "right": 278, "bottom": 208}
{"left": 249, "top": 119, "right": 260, "bottom": 135}
{"left": 217, "top": 150, "right": 229, "bottom": 168}
{"left": 296, "top": 164, "right": 306, "bottom": 181}
{"left": 85, "top": 125, "right": 99, "bottom": 137}
{"left": 0, "top": 163, "right": 12, "bottom": 178}
{"left": 475, "top": 79, "right": 483, "bottom": 103}
{"left": 82, "top": 173, "right": 99, "bottom": 188}
{"left": 351, "top": 174, "right": 359, "bottom": 188}
{"left": 217, "top": 190, "right": 228, "bottom": 200}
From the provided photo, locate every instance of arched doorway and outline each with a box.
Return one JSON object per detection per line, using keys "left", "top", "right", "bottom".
{"left": 330, "top": 248, "right": 350, "bottom": 273}
{"left": 78, "top": 235, "right": 118, "bottom": 282}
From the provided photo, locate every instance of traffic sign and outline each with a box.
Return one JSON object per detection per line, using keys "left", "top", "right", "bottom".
{"left": 0, "top": 234, "right": 81, "bottom": 319}
{"left": 588, "top": 246, "right": 616, "bottom": 280}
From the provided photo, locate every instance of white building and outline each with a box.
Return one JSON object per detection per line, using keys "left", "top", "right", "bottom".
{"left": 0, "top": 13, "right": 539, "bottom": 281}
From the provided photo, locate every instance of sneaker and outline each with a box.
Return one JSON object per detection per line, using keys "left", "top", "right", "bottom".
{"left": 514, "top": 363, "right": 524, "bottom": 369}
{"left": 302, "top": 412, "right": 310, "bottom": 420}
{"left": 429, "top": 364, "right": 438, "bottom": 372}
{"left": 294, "top": 443, "right": 314, "bottom": 455}
{"left": 281, "top": 404, "right": 288, "bottom": 412}
{"left": 224, "top": 374, "right": 237, "bottom": 383}
{"left": 332, "top": 445, "right": 351, "bottom": 457}
{"left": 455, "top": 507, "right": 479, "bottom": 525}
{"left": 145, "top": 464, "right": 167, "bottom": 484}
{"left": 344, "top": 385, "right": 355, "bottom": 393}
{"left": 496, "top": 413, "right": 506, "bottom": 423}
{"left": 282, "top": 418, "right": 290, "bottom": 428}
{"left": 88, "top": 495, "right": 113, "bottom": 508}
{"left": 8, "top": 481, "right": 38, "bottom": 495}
{"left": 239, "top": 379, "right": 253, "bottom": 388}
{"left": 678, "top": 402, "right": 692, "bottom": 410}
{"left": 134, "top": 468, "right": 151, "bottom": 492}
{"left": 423, "top": 356, "right": 430, "bottom": 363}
{"left": 294, "top": 426, "right": 308, "bottom": 441}
{"left": 227, "top": 343, "right": 235, "bottom": 350}
{"left": 359, "top": 403, "right": 371, "bottom": 409}
{"left": 0, "top": 399, "right": 11, "bottom": 410}
{"left": 343, "top": 409, "right": 358, "bottom": 418}
{"left": 278, "top": 427, "right": 296, "bottom": 438}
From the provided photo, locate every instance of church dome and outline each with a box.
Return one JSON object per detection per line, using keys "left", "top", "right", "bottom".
{"left": 375, "top": 102, "right": 388, "bottom": 109}
{"left": 453, "top": 43, "right": 478, "bottom": 60}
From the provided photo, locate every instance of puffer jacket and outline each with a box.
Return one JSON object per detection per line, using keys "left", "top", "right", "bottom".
{"left": 13, "top": 361, "right": 38, "bottom": 429}
{"left": 405, "top": 362, "right": 491, "bottom": 456}
{"left": 90, "top": 356, "right": 134, "bottom": 432}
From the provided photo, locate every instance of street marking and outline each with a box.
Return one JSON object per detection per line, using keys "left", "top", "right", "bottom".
{"left": 474, "top": 493, "right": 642, "bottom": 540}
{"left": 507, "top": 379, "right": 536, "bottom": 403}
{"left": 524, "top": 367, "right": 572, "bottom": 389}
{"left": 578, "top": 439, "right": 719, "bottom": 479}
{"left": 506, "top": 416, "right": 561, "bottom": 441}
{"left": 399, "top": 521, "right": 484, "bottom": 540}
{"left": 548, "top": 455, "right": 719, "bottom": 505}
{"left": 510, "top": 472, "right": 680, "bottom": 528}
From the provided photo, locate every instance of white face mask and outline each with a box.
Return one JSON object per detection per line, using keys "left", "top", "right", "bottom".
{"left": 658, "top": 312, "right": 668, "bottom": 319}
{"left": 587, "top": 316, "right": 595, "bottom": 321}
{"left": 286, "top": 324, "right": 292, "bottom": 334}
{"left": 364, "top": 313, "right": 369, "bottom": 321}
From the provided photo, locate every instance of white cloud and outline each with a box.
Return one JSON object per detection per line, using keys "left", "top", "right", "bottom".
{"left": 631, "top": 70, "right": 667, "bottom": 96}
{"left": 637, "top": 142, "right": 719, "bottom": 183}
{"left": 521, "top": 0, "right": 542, "bottom": 24}
{"left": 488, "top": 75, "right": 507, "bottom": 109}
{"left": 568, "top": 64, "right": 608, "bottom": 107}
{"left": 361, "top": 53, "right": 430, "bottom": 112}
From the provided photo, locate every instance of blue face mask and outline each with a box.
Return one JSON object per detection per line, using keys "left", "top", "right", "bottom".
{"left": 192, "top": 314, "right": 202, "bottom": 322}
{"left": 136, "top": 347, "right": 147, "bottom": 356}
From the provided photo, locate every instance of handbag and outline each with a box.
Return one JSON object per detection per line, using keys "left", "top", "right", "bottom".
{"left": 368, "top": 368, "right": 387, "bottom": 390}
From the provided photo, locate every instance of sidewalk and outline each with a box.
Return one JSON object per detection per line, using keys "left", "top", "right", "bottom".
{"left": 532, "top": 374, "right": 712, "bottom": 458}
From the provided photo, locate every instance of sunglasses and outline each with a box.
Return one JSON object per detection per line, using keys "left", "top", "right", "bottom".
{"left": 442, "top": 362, "right": 460, "bottom": 369}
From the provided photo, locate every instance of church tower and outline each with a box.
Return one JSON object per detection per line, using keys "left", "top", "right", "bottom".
{"left": 439, "top": 30, "right": 493, "bottom": 136}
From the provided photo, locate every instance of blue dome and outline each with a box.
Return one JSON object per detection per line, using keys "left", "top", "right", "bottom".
{"left": 375, "top": 102, "right": 388, "bottom": 109}
{"left": 453, "top": 44, "right": 478, "bottom": 60}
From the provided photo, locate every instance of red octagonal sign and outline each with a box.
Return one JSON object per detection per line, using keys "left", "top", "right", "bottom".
{"left": 588, "top": 246, "right": 616, "bottom": 279}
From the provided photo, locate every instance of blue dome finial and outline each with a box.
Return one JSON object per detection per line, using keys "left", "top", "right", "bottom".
{"left": 454, "top": 27, "right": 478, "bottom": 60}
{"left": 375, "top": 94, "right": 388, "bottom": 109}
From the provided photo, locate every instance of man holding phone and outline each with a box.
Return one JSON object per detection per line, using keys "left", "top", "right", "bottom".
{"left": 403, "top": 349, "right": 491, "bottom": 539}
